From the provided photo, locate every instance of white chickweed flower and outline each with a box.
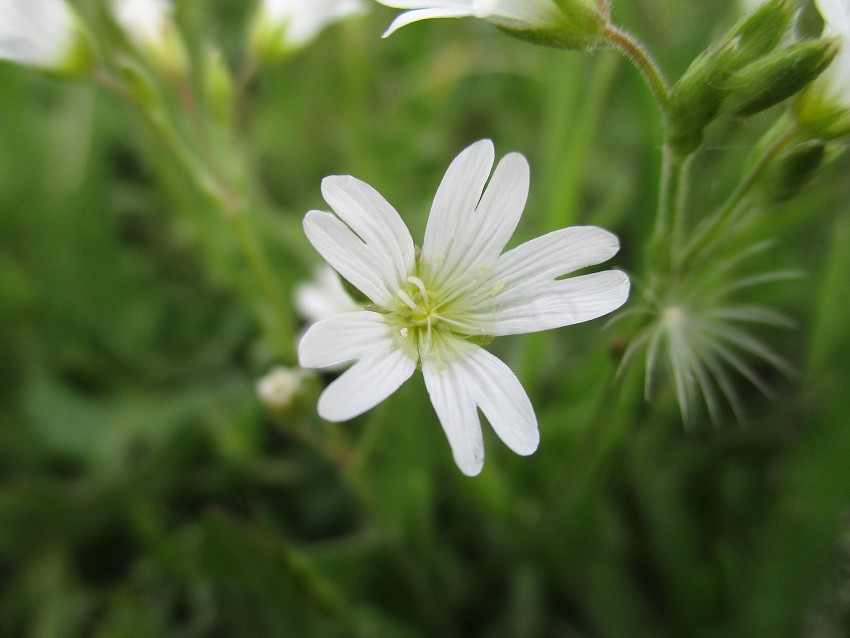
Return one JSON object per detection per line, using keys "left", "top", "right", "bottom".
{"left": 796, "top": 0, "right": 850, "bottom": 139}
{"left": 375, "top": 0, "right": 610, "bottom": 50}
{"left": 112, "top": 0, "right": 188, "bottom": 78}
{"left": 298, "top": 140, "right": 630, "bottom": 476}
{"left": 0, "top": 0, "right": 93, "bottom": 75}
{"left": 250, "top": 0, "right": 369, "bottom": 61}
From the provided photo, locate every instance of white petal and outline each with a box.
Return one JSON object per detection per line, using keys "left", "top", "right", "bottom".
{"left": 298, "top": 311, "right": 415, "bottom": 421}
{"left": 303, "top": 211, "right": 395, "bottom": 305}
{"left": 420, "top": 142, "right": 529, "bottom": 288}
{"left": 422, "top": 356, "right": 484, "bottom": 476}
{"left": 298, "top": 311, "right": 392, "bottom": 368}
{"left": 816, "top": 0, "right": 850, "bottom": 33}
{"left": 0, "top": 0, "right": 75, "bottom": 68}
{"left": 435, "top": 151, "right": 529, "bottom": 282}
{"left": 318, "top": 348, "right": 416, "bottom": 421}
{"left": 463, "top": 346, "right": 539, "bottom": 455}
{"left": 489, "top": 270, "right": 631, "bottom": 335}
{"left": 294, "top": 266, "right": 359, "bottom": 325}
{"left": 423, "top": 340, "right": 538, "bottom": 475}
{"left": 381, "top": 7, "right": 474, "bottom": 36}
{"left": 377, "top": 0, "right": 469, "bottom": 8}
{"left": 494, "top": 226, "right": 621, "bottom": 285}
{"left": 421, "top": 139, "right": 495, "bottom": 272}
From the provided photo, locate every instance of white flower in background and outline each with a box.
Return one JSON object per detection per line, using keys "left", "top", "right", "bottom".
{"left": 295, "top": 265, "right": 361, "bottom": 326}
{"left": 298, "top": 140, "right": 629, "bottom": 476}
{"left": 250, "top": 0, "right": 369, "bottom": 61}
{"left": 796, "top": 0, "right": 850, "bottom": 139}
{"left": 257, "top": 366, "right": 309, "bottom": 411}
{"left": 112, "top": 0, "right": 188, "bottom": 78}
{"left": 0, "top": 0, "right": 93, "bottom": 75}
{"left": 375, "top": 0, "right": 609, "bottom": 50}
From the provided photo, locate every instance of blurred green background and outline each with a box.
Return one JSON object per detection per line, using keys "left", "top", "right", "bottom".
{"left": 1, "top": 1, "right": 850, "bottom": 636}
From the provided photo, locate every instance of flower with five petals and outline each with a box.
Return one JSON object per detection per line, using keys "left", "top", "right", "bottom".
{"left": 298, "top": 140, "right": 629, "bottom": 476}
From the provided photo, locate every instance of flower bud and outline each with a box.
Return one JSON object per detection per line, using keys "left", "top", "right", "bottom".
{"left": 256, "top": 367, "right": 309, "bottom": 412}
{"left": 112, "top": 0, "right": 189, "bottom": 80}
{"left": 249, "top": 0, "right": 368, "bottom": 63}
{"left": 724, "top": 0, "right": 793, "bottom": 69}
{"left": 377, "top": 0, "right": 610, "bottom": 50}
{"left": 666, "top": 0, "right": 793, "bottom": 154}
{"left": 0, "top": 0, "right": 94, "bottom": 77}
{"left": 724, "top": 38, "right": 839, "bottom": 117}
{"left": 794, "top": 0, "right": 850, "bottom": 139}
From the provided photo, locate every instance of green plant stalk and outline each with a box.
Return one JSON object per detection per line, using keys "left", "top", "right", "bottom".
{"left": 603, "top": 25, "right": 670, "bottom": 117}
{"left": 649, "top": 144, "right": 688, "bottom": 273}
{"left": 96, "top": 68, "right": 295, "bottom": 360}
{"left": 682, "top": 126, "right": 798, "bottom": 263}
{"left": 522, "top": 55, "right": 619, "bottom": 388}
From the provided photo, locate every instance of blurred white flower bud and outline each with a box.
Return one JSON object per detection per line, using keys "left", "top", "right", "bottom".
{"left": 249, "top": 0, "right": 369, "bottom": 62}
{"left": 294, "top": 266, "right": 361, "bottom": 326}
{"left": 257, "top": 366, "right": 309, "bottom": 411}
{"left": 112, "top": 0, "right": 189, "bottom": 79}
{"left": 0, "top": 0, "right": 94, "bottom": 76}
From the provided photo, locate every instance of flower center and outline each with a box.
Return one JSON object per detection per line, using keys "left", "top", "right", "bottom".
{"left": 388, "top": 275, "right": 460, "bottom": 362}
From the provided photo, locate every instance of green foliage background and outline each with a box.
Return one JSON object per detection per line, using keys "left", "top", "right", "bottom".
{"left": 1, "top": 1, "right": 849, "bottom": 636}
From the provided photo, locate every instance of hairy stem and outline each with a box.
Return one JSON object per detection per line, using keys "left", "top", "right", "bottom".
{"left": 603, "top": 25, "right": 670, "bottom": 117}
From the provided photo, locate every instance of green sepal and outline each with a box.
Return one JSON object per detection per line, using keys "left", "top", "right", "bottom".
{"left": 724, "top": 39, "right": 840, "bottom": 117}
{"left": 491, "top": 0, "right": 609, "bottom": 51}
{"left": 666, "top": 0, "right": 794, "bottom": 154}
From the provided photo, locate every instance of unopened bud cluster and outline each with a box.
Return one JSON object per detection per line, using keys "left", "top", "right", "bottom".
{"left": 667, "top": 0, "right": 838, "bottom": 154}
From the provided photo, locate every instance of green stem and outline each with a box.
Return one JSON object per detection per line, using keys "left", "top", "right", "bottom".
{"left": 682, "top": 126, "right": 798, "bottom": 263}
{"left": 603, "top": 24, "right": 670, "bottom": 118}
{"left": 96, "top": 68, "right": 295, "bottom": 360}
{"left": 649, "top": 144, "right": 687, "bottom": 273}
{"left": 227, "top": 205, "right": 295, "bottom": 360}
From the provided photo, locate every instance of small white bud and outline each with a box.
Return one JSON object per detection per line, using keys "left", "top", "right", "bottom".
{"left": 249, "top": 0, "right": 369, "bottom": 62}
{"left": 256, "top": 367, "right": 309, "bottom": 411}
{"left": 112, "top": 0, "right": 189, "bottom": 79}
{"left": 0, "top": 0, "right": 94, "bottom": 76}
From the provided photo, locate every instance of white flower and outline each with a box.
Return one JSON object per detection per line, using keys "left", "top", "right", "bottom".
{"left": 375, "top": 0, "right": 609, "bottom": 49}
{"left": 298, "top": 140, "right": 629, "bottom": 476}
{"left": 257, "top": 366, "right": 309, "bottom": 411}
{"left": 796, "top": 0, "right": 850, "bottom": 138}
{"left": 250, "top": 0, "right": 369, "bottom": 60}
{"left": 295, "top": 265, "right": 361, "bottom": 325}
{"left": 0, "top": 0, "right": 92, "bottom": 74}
{"left": 112, "top": 0, "right": 187, "bottom": 77}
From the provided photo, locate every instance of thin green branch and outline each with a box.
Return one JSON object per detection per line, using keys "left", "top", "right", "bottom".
{"left": 682, "top": 126, "right": 799, "bottom": 263}
{"left": 603, "top": 25, "right": 670, "bottom": 117}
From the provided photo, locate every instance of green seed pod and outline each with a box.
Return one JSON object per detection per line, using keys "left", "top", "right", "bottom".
{"left": 724, "top": 38, "right": 840, "bottom": 117}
